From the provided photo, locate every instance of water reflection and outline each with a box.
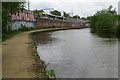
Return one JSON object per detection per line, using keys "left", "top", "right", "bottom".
{"left": 33, "top": 32, "right": 56, "bottom": 45}
{"left": 33, "top": 28, "right": 118, "bottom": 78}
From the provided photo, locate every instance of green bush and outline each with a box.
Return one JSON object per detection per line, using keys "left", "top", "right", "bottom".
{"left": 19, "top": 26, "right": 34, "bottom": 31}
{"left": 2, "top": 30, "right": 22, "bottom": 42}
{"left": 116, "top": 24, "right": 120, "bottom": 37}
{"left": 90, "top": 6, "right": 117, "bottom": 36}
{"left": 46, "top": 69, "right": 56, "bottom": 79}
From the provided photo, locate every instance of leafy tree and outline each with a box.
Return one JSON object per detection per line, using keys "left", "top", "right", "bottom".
{"left": 90, "top": 6, "right": 117, "bottom": 35}
{"left": 33, "top": 9, "right": 44, "bottom": 14}
{"left": 116, "top": 24, "right": 120, "bottom": 37}
{"left": 90, "top": 15, "right": 97, "bottom": 32}
{"left": 81, "top": 17, "right": 86, "bottom": 20}
{"left": 116, "top": 15, "right": 120, "bottom": 37}
{"left": 86, "top": 16, "right": 92, "bottom": 20}
{"left": 2, "top": 2, "right": 25, "bottom": 32}
{"left": 51, "top": 10, "right": 61, "bottom": 16}
{"left": 63, "top": 11, "right": 70, "bottom": 17}
{"left": 117, "top": 15, "right": 120, "bottom": 20}
{"left": 72, "top": 15, "right": 80, "bottom": 19}
{"left": 96, "top": 10, "right": 113, "bottom": 34}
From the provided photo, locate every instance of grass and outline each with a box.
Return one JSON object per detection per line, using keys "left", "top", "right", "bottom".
{"left": 35, "top": 69, "right": 42, "bottom": 73}
{"left": 2, "top": 30, "right": 24, "bottom": 42}
{"left": 0, "top": 39, "right": 2, "bottom": 43}
{"left": 46, "top": 69, "right": 56, "bottom": 79}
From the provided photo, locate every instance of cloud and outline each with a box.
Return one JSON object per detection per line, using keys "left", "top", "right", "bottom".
{"left": 29, "top": 0, "right": 112, "bottom": 3}
{"left": 30, "top": 2, "right": 50, "bottom": 10}
{"left": 28, "top": 0, "right": 120, "bottom": 17}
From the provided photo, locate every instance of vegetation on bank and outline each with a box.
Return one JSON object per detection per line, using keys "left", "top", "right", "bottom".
{"left": 2, "top": 30, "right": 23, "bottom": 42}
{"left": 31, "top": 34, "right": 56, "bottom": 79}
{"left": 90, "top": 6, "right": 120, "bottom": 38}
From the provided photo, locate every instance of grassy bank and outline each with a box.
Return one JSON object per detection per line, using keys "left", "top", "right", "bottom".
{"left": 2, "top": 31, "right": 24, "bottom": 42}
{"left": 30, "top": 41, "right": 48, "bottom": 78}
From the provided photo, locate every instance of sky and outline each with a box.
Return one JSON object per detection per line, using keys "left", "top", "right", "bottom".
{"left": 26, "top": 0, "right": 120, "bottom": 17}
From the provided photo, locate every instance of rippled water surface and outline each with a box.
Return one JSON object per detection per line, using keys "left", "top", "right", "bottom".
{"left": 33, "top": 28, "right": 118, "bottom": 78}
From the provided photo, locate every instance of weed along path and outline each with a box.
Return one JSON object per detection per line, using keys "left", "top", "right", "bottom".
{"left": 2, "top": 28, "right": 68, "bottom": 78}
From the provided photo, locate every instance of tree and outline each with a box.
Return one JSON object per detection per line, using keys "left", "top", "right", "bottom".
{"left": 81, "top": 17, "right": 86, "bottom": 20}
{"left": 86, "top": 16, "right": 92, "bottom": 20}
{"left": 50, "top": 10, "right": 61, "bottom": 16}
{"left": 72, "top": 15, "right": 80, "bottom": 19}
{"left": 116, "top": 24, "right": 120, "bottom": 37}
{"left": 116, "top": 15, "right": 120, "bottom": 37}
{"left": 33, "top": 9, "right": 44, "bottom": 14}
{"left": 63, "top": 11, "right": 70, "bottom": 17}
{"left": 117, "top": 15, "right": 120, "bottom": 20}
{"left": 90, "top": 15, "right": 97, "bottom": 32}
{"left": 90, "top": 6, "right": 117, "bottom": 35}
{"left": 2, "top": 2, "right": 25, "bottom": 32}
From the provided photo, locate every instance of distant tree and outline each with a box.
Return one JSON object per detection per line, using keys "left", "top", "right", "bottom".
{"left": 117, "top": 15, "right": 120, "bottom": 20}
{"left": 51, "top": 10, "right": 61, "bottom": 16}
{"left": 81, "top": 17, "right": 86, "bottom": 20}
{"left": 108, "top": 5, "right": 117, "bottom": 27}
{"left": 2, "top": 2, "right": 25, "bottom": 32}
{"left": 86, "top": 16, "right": 92, "bottom": 20}
{"left": 63, "top": 12, "right": 70, "bottom": 17}
{"left": 90, "top": 15, "right": 97, "bottom": 32}
{"left": 33, "top": 9, "right": 44, "bottom": 14}
{"left": 72, "top": 15, "right": 80, "bottom": 19}
{"left": 116, "top": 24, "right": 120, "bottom": 37}
{"left": 116, "top": 15, "right": 120, "bottom": 37}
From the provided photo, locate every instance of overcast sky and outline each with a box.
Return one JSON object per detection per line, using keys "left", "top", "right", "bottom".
{"left": 27, "top": 0, "right": 119, "bottom": 17}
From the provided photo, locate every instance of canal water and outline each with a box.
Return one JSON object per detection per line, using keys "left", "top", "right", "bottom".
{"left": 33, "top": 28, "right": 118, "bottom": 78}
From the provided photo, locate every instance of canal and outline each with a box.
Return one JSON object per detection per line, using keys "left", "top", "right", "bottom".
{"left": 33, "top": 28, "right": 118, "bottom": 78}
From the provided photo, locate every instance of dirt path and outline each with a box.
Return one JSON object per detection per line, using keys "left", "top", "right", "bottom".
{"left": 2, "top": 28, "right": 63, "bottom": 78}
{"left": 2, "top": 31, "right": 36, "bottom": 78}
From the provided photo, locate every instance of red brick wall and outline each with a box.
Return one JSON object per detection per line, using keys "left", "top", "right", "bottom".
{"left": 35, "top": 18, "right": 81, "bottom": 28}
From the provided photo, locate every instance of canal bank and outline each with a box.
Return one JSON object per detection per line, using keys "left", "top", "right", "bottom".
{"left": 2, "top": 27, "right": 87, "bottom": 78}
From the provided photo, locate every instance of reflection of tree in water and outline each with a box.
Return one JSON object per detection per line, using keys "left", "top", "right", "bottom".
{"left": 33, "top": 32, "right": 56, "bottom": 45}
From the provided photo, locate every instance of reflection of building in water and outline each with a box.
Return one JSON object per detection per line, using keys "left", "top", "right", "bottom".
{"left": 118, "top": 1, "right": 120, "bottom": 14}
{"left": 33, "top": 32, "right": 56, "bottom": 45}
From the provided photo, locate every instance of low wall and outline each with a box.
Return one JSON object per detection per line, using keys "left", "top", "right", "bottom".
{"left": 11, "top": 10, "right": 84, "bottom": 30}
{"left": 12, "top": 21, "right": 35, "bottom": 30}
{"left": 35, "top": 18, "right": 82, "bottom": 28}
{"left": 11, "top": 10, "right": 36, "bottom": 30}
